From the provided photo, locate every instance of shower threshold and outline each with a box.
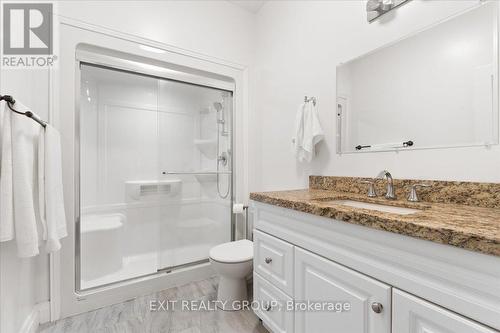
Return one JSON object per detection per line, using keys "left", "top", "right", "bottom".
{"left": 157, "top": 258, "right": 209, "bottom": 274}
{"left": 80, "top": 253, "right": 211, "bottom": 292}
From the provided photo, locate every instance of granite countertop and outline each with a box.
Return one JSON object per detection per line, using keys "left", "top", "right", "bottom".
{"left": 250, "top": 189, "right": 500, "bottom": 257}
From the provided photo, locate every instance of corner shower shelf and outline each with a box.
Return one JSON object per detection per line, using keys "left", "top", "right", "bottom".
{"left": 194, "top": 173, "right": 216, "bottom": 183}
{"left": 199, "top": 106, "right": 212, "bottom": 114}
{"left": 164, "top": 171, "right": 231, "bottom": 175}
{"left": 194, "top": 139, "right": 216, "bottom": 147}
{"left": 194, "top": 139, "right": 216, "bottom": 158}
{"left": 164, "top": 171, "right": 231, "bottom": 183}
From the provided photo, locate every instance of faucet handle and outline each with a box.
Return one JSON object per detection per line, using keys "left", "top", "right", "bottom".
{"left": 360, "top": 180, "right": 377, "bottom": 197}
{"left": 407, "top": 183, "right": 431, "bottom": 202}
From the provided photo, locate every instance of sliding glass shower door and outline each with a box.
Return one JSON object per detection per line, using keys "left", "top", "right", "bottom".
{"left": 156, "top": 79, "right": 232, "bottom": 271}
{"left": 79, "top": 63, "right": 232, "bottom": 291}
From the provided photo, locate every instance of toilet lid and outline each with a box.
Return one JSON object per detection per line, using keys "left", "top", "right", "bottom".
{"left": 209, "top": 240, "right": 253, "bottom": 263}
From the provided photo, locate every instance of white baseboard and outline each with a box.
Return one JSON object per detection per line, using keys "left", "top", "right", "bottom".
{"left": 20, "top": 301, "right": 51, "bottom": 333}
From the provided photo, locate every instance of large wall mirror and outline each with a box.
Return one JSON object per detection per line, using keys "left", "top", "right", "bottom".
{"left": 336, "top": 2, "right": 498, "bottom": 153}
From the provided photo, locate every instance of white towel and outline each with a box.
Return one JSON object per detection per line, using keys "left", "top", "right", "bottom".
{"left": 0, "top": 105, "right": 14, "bottom": 242}
{"left": 38, "top": 125, "right": 67, "bottom": 252}
{"left": 292, "top": 102, "right": 306, "bottom": 158}
{"left": 0, "top": 103, "right": 13, "bottom": 240}
{"left": 293, "top": 101, "right": 324, "bottom": 162}
{"left": 0, "top": 101, "right": 42, "bottom": 257}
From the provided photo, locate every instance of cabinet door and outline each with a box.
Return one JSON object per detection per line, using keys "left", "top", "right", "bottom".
{"left": 254, "top": 273, "right": 294, "bottom": 333}
{"left": 393, "top": 289, "right": 497, "bottom": 333}
{"left": 294, "top": 247, "right": 391, "bottom": 333}
{"left": 254, "top": 230, "right": 294, "bottom": 295}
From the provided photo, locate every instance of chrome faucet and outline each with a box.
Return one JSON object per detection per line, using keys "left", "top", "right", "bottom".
{"left": 407, "top": 183, "right": 431, "bottom": 202}
{"left": 377, "top": 170, "right": 396, "bottom": 200}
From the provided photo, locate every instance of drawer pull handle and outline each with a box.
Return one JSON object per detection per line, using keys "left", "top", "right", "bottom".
{"left": 264, "top": 257, "right": 272, "bottom": 264}
{"left": 371, "top": 302, "right": 383, "bottom": 313}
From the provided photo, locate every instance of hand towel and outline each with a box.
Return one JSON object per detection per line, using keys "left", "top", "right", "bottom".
{"left": 293, "top": 101, "right": 324, "bottom": 162}
{"left": 292, "top": 102, "right": 306, "bottom": 158}
{"left": 38, "top": 125, "right": 67, "bottom": 253}
{"left": 301, "top": 101, "right": 324, "bottom": 162}
{"left": 0, "top": 101, "right": 42, "bottom": 257}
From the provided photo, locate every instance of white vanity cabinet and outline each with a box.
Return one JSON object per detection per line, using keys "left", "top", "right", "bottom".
{"left": 294, "top": 247, "right": 391, "bottom": 333}
{"left": 251, "top": 202, "right": 500, "bottom": 333}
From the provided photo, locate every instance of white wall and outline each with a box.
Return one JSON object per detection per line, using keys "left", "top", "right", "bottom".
{"left": 56, "top": 0, "right": 255, "bottom": 66}
{"left": 251, "top": 0, "right": 500, "bottom": 192}
{"left": 1, "top": 1, "right": 255, "bottom": 331}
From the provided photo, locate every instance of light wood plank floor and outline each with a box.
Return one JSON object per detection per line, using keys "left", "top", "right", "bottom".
{"left": 39, "top": 277, "right": 268, "bottom": 333}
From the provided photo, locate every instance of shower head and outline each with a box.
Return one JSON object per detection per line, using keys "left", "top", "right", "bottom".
{"left": 213, "top": 102, "right": 223, "bottom": 112}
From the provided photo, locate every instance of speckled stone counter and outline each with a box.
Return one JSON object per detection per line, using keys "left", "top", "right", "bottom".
{"left": 250, "top": 177, "right": 500, "bottom": 257}
{"left": 310, "top": 176, "right": 500, "bottom": 208}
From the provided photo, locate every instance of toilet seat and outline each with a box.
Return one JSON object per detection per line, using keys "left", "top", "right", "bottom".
{"left": 209, "top": 239, "right": 253, "bottom": 263}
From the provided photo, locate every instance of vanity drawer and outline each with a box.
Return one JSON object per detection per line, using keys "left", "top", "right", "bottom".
{"left": 254, "top": 230, "right": 294, "bottom": 295}
{"left": 254, "top": 272, "right": 294, "bottom": 333}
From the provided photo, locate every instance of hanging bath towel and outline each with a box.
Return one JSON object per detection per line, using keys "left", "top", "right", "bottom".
{"left": 38, "top": 125, "right": 67, "bottom": 253}
{"left": 0, "top": 101, "right": 42, "bottom": 257}
{"left": 292, "top": 102, "right": 306, "bottom": 159}
{"left": 293, "top": 101, "right": 324, "bottom": 162}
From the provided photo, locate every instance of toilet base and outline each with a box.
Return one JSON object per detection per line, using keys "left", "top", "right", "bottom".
{"left": 216, "top": 276, "right": 248, "bottom": 311}
{"left": 209, "top": 240, "right": 254, "bottom": 311}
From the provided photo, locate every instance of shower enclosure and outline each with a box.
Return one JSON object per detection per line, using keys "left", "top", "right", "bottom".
{"left": 78, "top": 63, "right": 233, "bottom": 290}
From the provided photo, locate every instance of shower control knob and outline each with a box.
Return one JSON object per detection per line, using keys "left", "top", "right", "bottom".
{"left": 265, "top": 257, "right": 272, "bottom": 264}
{"left": 217, "top": 152, "right": 228, "bottom": 166}
{"left": 371, "top": 302, "right": 383, "bottom": 313}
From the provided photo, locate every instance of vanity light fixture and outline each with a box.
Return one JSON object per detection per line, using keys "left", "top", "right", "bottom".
{"left": 366, "top": 0, "right": 411, "bottom": 22}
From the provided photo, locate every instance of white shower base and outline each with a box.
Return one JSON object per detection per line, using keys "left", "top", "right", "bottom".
{"left": 80, "top": 201, "right": 230, "bottom": 290}
{"left": 82, "top": 235, "right": 219, "bottom": 289}
{"left": 81, "top": 252, "right": 157, "bottom": 289}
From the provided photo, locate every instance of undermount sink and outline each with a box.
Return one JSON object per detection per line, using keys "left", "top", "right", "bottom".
{"left": 325, "top": 199, "right": 421, "bottom": 215}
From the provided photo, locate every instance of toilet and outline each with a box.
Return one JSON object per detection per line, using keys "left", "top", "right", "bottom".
{"left": 209, "top": 239, "right": 253, "bottom": 310}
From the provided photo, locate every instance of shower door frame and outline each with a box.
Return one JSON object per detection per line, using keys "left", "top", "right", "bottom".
{"left": 53, "top": 17, "right": 248, "bottom": 320}
{"left": 74, "top": 58, "right": 235, "bottom": 292}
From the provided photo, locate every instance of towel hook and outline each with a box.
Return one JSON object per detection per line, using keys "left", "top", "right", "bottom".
{"left": 304, "top": 95, "right": 317, "bottom": 106}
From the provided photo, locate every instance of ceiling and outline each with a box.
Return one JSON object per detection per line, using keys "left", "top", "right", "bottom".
{"left": 228, "top": 0, "right": 266, "bottom": 13}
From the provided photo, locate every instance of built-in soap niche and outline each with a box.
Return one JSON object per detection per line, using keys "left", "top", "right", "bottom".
{"left": 125, "top": 179, "right": 182, "bottom": 201}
